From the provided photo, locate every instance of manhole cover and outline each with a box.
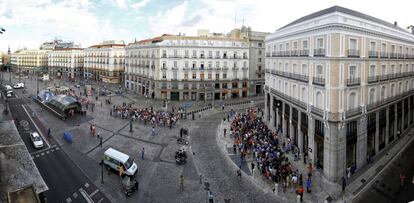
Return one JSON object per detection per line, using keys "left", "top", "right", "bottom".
{"left": 361, "top": 179, "right": 366, "bottom": 183}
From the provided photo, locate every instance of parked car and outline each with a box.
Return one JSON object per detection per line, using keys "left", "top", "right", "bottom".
{"left": 30, "top": 132, "right": 44, "bottom": 149}
{"left": 13, "top": 83, "right": 24, "bottom": 89}
{"left": 6, "top": 90, "right": 12, "bottom": 98}
{"left": 75, "top": 84, "right": 81, "bottom": 88}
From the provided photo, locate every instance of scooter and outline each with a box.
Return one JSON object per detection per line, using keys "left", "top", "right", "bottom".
{"left": 177, "top": 137, "right": 189, "bottom": 145}
{"left": 125, "top": 179, "right": 139, "bottom": 197}
{"left": 175, "top": 156, "right": 187, "bottom": 164}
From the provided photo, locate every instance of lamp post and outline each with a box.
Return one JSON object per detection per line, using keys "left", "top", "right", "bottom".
{"left": 36, "top": 68, "right": 39, "bottom": 94}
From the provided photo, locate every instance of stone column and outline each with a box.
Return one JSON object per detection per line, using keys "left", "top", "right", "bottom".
{"left": 270, "top": 97, "right": 275, "bottom": 130}
{"left": 375, "top": 111, "right": 379, "bottom": 154}
{"left": 298, "top": 112, "right": 303, "bottom": 154}
{"left": 289, "top": 107, "right": 294, "bottom": 140}
{"left": 323, "top": 122, "right": 344, "bottom": 182}
{"left": 356, "top": 116, "right": 367, "bottom": 169}
{"left": 282, "top": 103, "right": 287, "bottom": 138}
{"left": 307, "top": 115, "right": 315, "bottom": 164}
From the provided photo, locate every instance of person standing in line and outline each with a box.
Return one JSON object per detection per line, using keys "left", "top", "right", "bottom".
{"left": 141, "top": 148, "right": 145, "bottom": 160}
{"left": 251, "top": 162, "right": 255, "bottom": 174}
{"left": 341, "top": 176, "right": 346, "bottom": 192}
{"left": 179, "top": 175, "right": 184, "bottom": 190}
{"left": 151, "top": 126, "right": 155, "bottom": 136}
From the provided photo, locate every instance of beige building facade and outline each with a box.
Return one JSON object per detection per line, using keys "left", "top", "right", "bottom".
{"left": 265, "top": 6, "right": 414, "bottom": 182}
{"left": 10, "top": 49, "right": 48, "bottom": 74}
{"left": 48, "top": 48, "right": 84, "bottom": 80}
{"left": 84, "top": 41, "right": 125, "bottom": 83}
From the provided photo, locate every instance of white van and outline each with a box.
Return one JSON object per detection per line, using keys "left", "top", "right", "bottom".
{"left": 5, "top": 85, "right": 12, "bottom": 91}
{"left": 103, "top": 148, "right": 138, "bottom": 177}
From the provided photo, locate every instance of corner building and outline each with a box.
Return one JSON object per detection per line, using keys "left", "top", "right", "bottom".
{"left": 264, "top": 6, "right": 414, "bottom": 182}
{"left": 125, "top": 34, "right": 250, "bottom": 101}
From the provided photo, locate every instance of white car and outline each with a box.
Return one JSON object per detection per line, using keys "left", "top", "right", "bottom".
{"left": 13, "top": 83, "right": 24, "bottom": 89}
{"left": 30, "top": 132, "right": 44, "bottom": 149}
{"left": 6, "top": 91, "right": 12, "bottom": 98}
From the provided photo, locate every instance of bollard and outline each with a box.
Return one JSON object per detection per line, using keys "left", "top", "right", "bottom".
{"left": 297, "top": 195, "right": 301, "bottom": 203}
{"left": 274, "top": 183, "right": 278, "bottom": 196}
{"left": 199, "top": 174, "right": 202, "bottom": 184}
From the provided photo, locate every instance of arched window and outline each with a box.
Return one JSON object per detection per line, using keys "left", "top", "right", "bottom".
{"left": 349, "top": 92, "right": 356, "bottom": 109}
{"left": 381, "top": 86, "right": 386, "bottom": 100}
{"left": 292, "top": 85, "right": 297, "bottom": 98}
{"left": 405, "top": 81, "right": 409, "bottom": 92}
{"left": 368, "top": 88, "right": 375, "bottom": 104}
{"left": 316, "top": 91, "right": 323, "bottom": 108}
{"left": 391, "top": 84, "right": 396, "bottom": 97}
{"left": 302, "top": 64, "right": 308, "bottom": 75}
{"left": 301, "top": 87, "right": 307, "bottom": 102}
{"left": 284, "top": 82, "right": 288, "bottom": 93}
{"left": 399, "top": 82, "right": 403, "bottom": 94}
{"left": 278, "top": 80, "right": 282, "bottom": 91}
{"left": 292, "top": 64, "right": 297, "bottom": 74}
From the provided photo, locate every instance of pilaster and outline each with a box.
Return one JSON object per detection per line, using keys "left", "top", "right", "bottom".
{"left": 356, "top": 115, "right": 367, "bottom": 169}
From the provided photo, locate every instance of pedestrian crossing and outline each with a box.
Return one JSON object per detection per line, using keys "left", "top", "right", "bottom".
{"left": 65, "top": 182, "right": 105, "bottom": 203}
{"left": 30, "top": 145, "right": 59, "bottom": 159}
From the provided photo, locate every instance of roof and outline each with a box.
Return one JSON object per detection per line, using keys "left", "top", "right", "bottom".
{"left": 278, "top": 5, "right": 408, "bottom": 33}
{"left": 104, "top": 148, "right": 129, "bottom": 163}
{"left": 89, "top": 43, "right": 125, "bottom": 49}
{"left": 0, "top": 121, "right": 48, "bottom": 202}
{"left": 130, "top": 33, "right": 248, "bottom": 46}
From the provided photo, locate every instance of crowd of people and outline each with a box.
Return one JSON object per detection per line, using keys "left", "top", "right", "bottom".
{"left": 111, "top": 102, "right": 181, "bottom": 128}
{"left": 230, "top": 108, "right": 312, "bottom": 201}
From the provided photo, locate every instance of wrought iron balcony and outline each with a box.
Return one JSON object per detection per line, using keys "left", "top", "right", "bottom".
{"left": 368, "top": 51, "right": 378, "bottom": 58}
{"left": 398, "top": 53, "right": 405, "bottom": 59}
{"left": 266, "top": 52, "right": 270, "bottom": 57}
{"left": 313, "top": 49, "right": 325, "bottom": 57}
{"left": 390, "top": 52, "right": 397, "bottom": 59}
{"left": 346, "top": 77, "right": 361, "bottom": 86}
{"left": 312, "top": 77, "right": 325, "bottom": 86}
{"left": 290, "top": 50, "right": 299, "bottom": 56}
{"left": 347, "top": 49, "right": 360, "bottom": 58}
{"left": 380, "top": 52, "right": 388, "bottom": 58}
{"left": 379, "top": 75, "right": 388, "bottom": 81}
{"left": 368, "top": 76, "right": 379, "bottom": 83}
{"left": 345, "top": 106, "right": 362, "bottom": 118}
{"left": 300, "top": 50, "right": 309, "bottom": 56}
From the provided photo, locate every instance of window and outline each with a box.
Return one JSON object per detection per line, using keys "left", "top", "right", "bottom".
{"left": 215, "top": 51, "right": 220, "bottom": 58}
{"left": 222, "top": 83, "right": 227, "bottom": 88}
{"left": 173, "top": 50, "right": 178, "bottom": 57}
{"left": 368, "top": 88, "right": 375, "bottom": 104}
{"left": 370, "top": 41, "right": 376, "bottom": 51}
{"left": 185, "top": 61, "right": 188, "bottom": 68}
{"left": 348, "top": 92, "right": 356, "bottom": 109}
{"left": 302, "top": 64, "right": 308, "bottom": 75}
{"left": 381, "top": 43, "right": 386, "bottom": 52}
{"left": 391, "top": 84, "right": 396, "bottom": 96}
{"left": 369, "top": 65, "right": 375, "bottom": 77}
{"left": 293, "top": 42, "right": 298, "bottom": 50}
{"left": 173, "top": 71, "right": 177, "bottom": 80}
{"left": 173, "top": 61, "right": 177, "bottom": 67}
{"left": 258, "top": 58, "right": 262, "bottom": 62}
{"left": 192, "top": 51, "right": 196, "bottom": 57}
{"left": 316, "top": 38, "right": 324, "bottom": 48}
{"left": 302, "top": 40, "right": 308, "bottom": 49}
{"left": 200, "top": 73, "right": 204, "bottom": 80}
{"left": 162, "top": 61, "right": 166, "bottom": 68}
{"left": 215, "top": 61, "right": 219, "bottom": 68}
{"left": 192, "top": 72, "right": 196, "bottom": 79}
{"left": 208, "top": 51, "right": 212, "bottom": 58}
{"left": 162, "top": 50, "right": 166, "bottom": 57}
{"left": 349, "top": 66, "right": 357, "bottom": 78}
{"left": 208, "top": 73, "right": 212, "bottom": 79}
{"left": 382, "top": 65, "right": 386, "bottom": 75}
{"left": 192, "top": 61, "right": 196, "bottom": 69}
{"left": 184, "top": 72, "right": 188, "bottom": 80}
{"left": 184, "top": 50, "right": 189, "bottom": 57}
{"left": 381, "top": 86, "right": 386, "bottom": 100}
{"left": 215, "top": 73, "right": 219, "bottom": 80}
{"left": 242, "top": 82, "right": 247, "bottom": 87}
{"left": 316, "top": 92, "right": 323, "bottom": 108}
{"left": 208, "top": 62, "right": 212, "bottom": 68}
{"left": 292, "top": 64, "right": 297, "bottom": 74}
{"left": 285, "top": 43, "right": 290, "bottom": 51}
{"left": 350, "top": 39, "right": 357, "bottom": 50}
{"left": 258, "top": 42, "right": 262, "bottom": 47}
{"left": 292, "top": 85, "right": 297, "bottom": 98}
{"left": 233, "top": 71, "right": 237, "bottom": 79}
{"left": 223, "top": 73, "right": 227, "bottom": 79}
{"left": 316, "top": 65, "right": 323, "bottom": 77}
{"left": 232, "top": 82, "right": 238, "bottom": 88}
{"left": 162, "top": 71, "right": 166, "bottom": 79}
{"left": 301, "top": 87, "right": 307, "bottom": 102}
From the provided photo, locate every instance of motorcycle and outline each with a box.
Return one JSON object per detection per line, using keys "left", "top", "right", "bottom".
{"left": 175, "top": 156, "right": 187, "bottom": 164}
{"left": 122, "top": 176, "right": 139, "bottom": 197}
{"left": 177, "top": 137, "right": 189, "bottom": 145}
{"left": 175, "top": 148, "right": 187, "bottom": 164}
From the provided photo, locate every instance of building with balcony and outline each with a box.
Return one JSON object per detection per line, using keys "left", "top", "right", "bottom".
{"left": 84, "top": 40, "right": 125, "bottom": 83}
{"left": 264, "top": 6, "right": 414, "bottom": 182}
{"left": 48, "top": 48, "right": 84, "bottom": 80}
{"left": 124, "top": 33, "right": 250, "bottom": 101}
{"left": 10, "top": 49, "right": 48, "bottom": 75}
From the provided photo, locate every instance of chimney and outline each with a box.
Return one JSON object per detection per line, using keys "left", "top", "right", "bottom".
{"left": 394, "top": 21, "right": 398, "bottom": 26}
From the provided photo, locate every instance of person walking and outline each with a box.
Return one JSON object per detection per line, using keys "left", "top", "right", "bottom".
{"left": 141, "top": 148, "right": 145, "bottom": 160}
{"left": 251, "top": 162, "right": 255, "bottom": 174}
{"left": 47, "top": 128, "right": 51, "bottom": 137}
{"left": 151, "top": 126, "right": 156, "bottom": 136}
{"left": 296, "top": 185, "right": 304, "bottom": 202}
{"left": 179, "top": 175, "right": 184, "bottom": 190}
{"left": 306, "top": 178, "right": 311, "bottom": 193}
{"left": 400, "top": 173, "right": 406, "bottom": 186}
{"left": 341, "top": 176, "right": 346, "bottom": 192}
{"left": 307, "top": 163, "right": 313, "bottom": 180}
{"left": 237, "top": 167, "right": 242, "bottom": 179}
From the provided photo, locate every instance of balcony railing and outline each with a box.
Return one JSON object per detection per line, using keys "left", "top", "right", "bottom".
{"left": 300, "top": 50, "right": 309, "bottom": 56}
{"left": 311, "top": 106, "right": 323, "bottom": 117}
{"left": 290, "top": 50, "right": 299, "bottom": 56}
{"left": 368, "top": 51, "right": 378, "bottom": 58}
{"left": 269, "top": 87, "right": 307, "bottom": 111}
{"left": 313, "top": 48, "right": 325, "bottom": 57}
{"left": 347, "top": 49, "right": 360, "bottom": 58}
{"left": 345, "top": 106, "right": 362, "bottom": 118}
{"left": 380, "top": 52, "right": 388, "bottom": 58}
{"left": 380, "top": 75, "right": 388, "bottom": 81}
{"left": 232, "top": 67, "right": 239, "bottom": 70}
{"left": 265, "top": 69, "right": 271, "bottom": 73}
{"left": 398, "top": 53, "right": 405, "bottom": 59}
{"left": 368, "top": 76, "right": 379, "bottom": 83}
{"left": 266, "top": 52, "right": 271, "bottom": 57}
{"left": 346, "top": 77, "right": 361, "bottom": 86}
{"left": 312, "top": 77, "right": 325, "bottom": 86}
{"left": 390, "top": 52, "right": 397, "bottom": 59}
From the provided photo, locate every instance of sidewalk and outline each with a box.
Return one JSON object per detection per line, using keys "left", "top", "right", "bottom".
{"left": 216, "top": 110, "right": 341, "bottom": 203}
{"left": 343, "top": 127, "right": 414, "bottom": 202}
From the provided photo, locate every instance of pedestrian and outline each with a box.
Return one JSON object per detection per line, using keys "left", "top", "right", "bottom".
{"left": 47, "top": 128, "right": 51, "bottom": 137}
{"left": 223, "top": 128, "right": 227, "bottom": 137}
{"left": 299, "top": 174, "right": 303, "bottom": 186}
{"left": 251, "top": 162, "right": 255, "bottom": 173}
{"left": 400, "top": 173, "right": 405, "bottom": 186}
{"left": 237, "top": 167, "right": 242, "bottom": 179}
{"left": 341, "top": 176, "right": 346, "bottom": 192}
{"left": 151, "top": 126, "right": 155, "bottom": 136}
{"left": 233, "top": 144, "right": 237, "bottom": 154}
{"left": 141, "top": 148, "right": 145, "bottom": 159}
{"left": 296, "top": 185, "right": 304, "bottom": 202}
{"left": 307, "top": 163, "right": 313, "bottom": 180}
{"left": 179, "top": 175, "right": 184, "bottom": 190}
{"left": 227, "top": 113, "right": 230, "bottom": 122}
{"left": 306, "top": 178, "right": 311, "bottom": 193}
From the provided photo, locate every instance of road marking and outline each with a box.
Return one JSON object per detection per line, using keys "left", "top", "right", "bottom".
{"left": 79, "top": 188, "right": 94, "bottom": 203}
{"left": 66, "top": 197, "right": 72, "bottom": 203}
{"left": 36, "top": 154, "right": 40, "bottom": 157}
{"left": 89, "top": 189, "right": 99, "bottom": 197}
{"left": 73, "top": 192, "right": 78, "bottom": 198}
{"left": 41, "top": 152, "right": 45, "bottom": 156}
{"left": 21, "top": 105, "right": 50, "bottom": 147}
{"left": 84, "top": 183, "right": 90, "bottom": 188}
{"left": 56, "top": 147, "right": 59, "bottom": 150}
{"left": 97, "top": 198, "right": 104, "bottom": 203}
{"left": 46, "top": 151, "right": 49, "bottom": 154}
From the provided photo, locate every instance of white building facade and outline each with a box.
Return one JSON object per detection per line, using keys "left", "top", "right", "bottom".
{"left": 84, "top": 41, "right": 125, "bottom": 83}
{"left": 125, "top": 34, "right": 250, "bottom": 101}
{"left": 48, "top": 48, "right": 84, "bottom": 79}
{"left": 264, "top": 6, "right": 414, "bottom": 182}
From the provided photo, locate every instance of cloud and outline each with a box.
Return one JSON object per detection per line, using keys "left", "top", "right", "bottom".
{"left": 114, "top": 0, "right": 127, "bottom": 9}
{"left": 181, "top": 15, "right": 202, "bottom": 27}
{"left": 131, "top": 0, "right": 151, "bottom": 10}
{"left": 147, "top": 1, "right": 189, "bottom": 35}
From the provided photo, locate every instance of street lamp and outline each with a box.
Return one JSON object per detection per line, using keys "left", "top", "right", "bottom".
{"left": 36, "top": 69, "right": 39, "bottom": 94}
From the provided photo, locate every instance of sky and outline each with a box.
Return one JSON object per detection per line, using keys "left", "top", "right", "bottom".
{"left": 0, "top": 0, "right": 413, "bottom": 52}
